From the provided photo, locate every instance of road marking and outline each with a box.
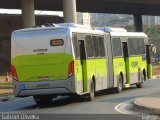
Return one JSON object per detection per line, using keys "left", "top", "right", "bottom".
{"left": 115, "top": 98, "right": 146, "bottom": 119}
{"left": 114, "top": 98, "right": 142, "bottom": 118}
{"left": 114, "top": 98, "right": 135, "bottom": 114}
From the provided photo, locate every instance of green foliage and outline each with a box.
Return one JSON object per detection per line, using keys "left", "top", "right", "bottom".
{"left": 125, "top": 25, "right": 160, "bottom": 53}
{"left": 125, "top": 25, "right": 160, "bottom": 39}
{"left": 144, "top": 25, "right": 160, "bottom": 53}
{"left": 144, "top": 25, "right": 160, "bottom": 38}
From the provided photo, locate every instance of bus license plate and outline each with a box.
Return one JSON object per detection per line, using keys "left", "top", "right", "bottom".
{"left": 38, "top": 76, "right": 49, "bottom": 81}
{"left": 37, "top": 83, "right": 50, "bottom": 89}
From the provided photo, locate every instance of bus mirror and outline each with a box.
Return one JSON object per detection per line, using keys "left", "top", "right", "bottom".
{"left": 151, "top": 44, "right": 156, "bottom": 54}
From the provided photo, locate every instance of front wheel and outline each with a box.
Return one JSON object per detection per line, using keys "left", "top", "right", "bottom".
{"left": 87, "top": 80, "right": 95, "bottom": 101}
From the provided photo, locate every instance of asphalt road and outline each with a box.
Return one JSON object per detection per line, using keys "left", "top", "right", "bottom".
{"left": 0, "top": 79, "right": 160, "bottom": 120}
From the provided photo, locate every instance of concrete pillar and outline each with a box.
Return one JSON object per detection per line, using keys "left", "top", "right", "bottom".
{"left": 63, "top": 0, "right": 77, "bottom": 23}
{"left": 133, "top": 14, "right": 143, "bottom": 32}
{"left": 21, "top": 0, "right": 35, "bottom": 28}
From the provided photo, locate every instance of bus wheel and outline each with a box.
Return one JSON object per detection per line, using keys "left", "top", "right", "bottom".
{"left": 136, "top": 73, "right": 145, "bottom": 88}
{"left": 116, "top": 75, "right": 123, "bottom": 93}
{"left": 87, "top": 80, "right": 95, "bottom": 101}
{"left": 33, "top": 96, "right": 53, "bottom": 106}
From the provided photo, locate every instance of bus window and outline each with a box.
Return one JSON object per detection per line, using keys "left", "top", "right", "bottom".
{"left": 132, "top": 38, "right": 139, "bottom": 55}
{"left": 128, "top": 38, "right": 134, "bottom": 55}
{"left": 85, "top": 35, "right": 94, "bottom": 58}
{"left": 128, "top": 38, "right": 145, "bottom": 56}
{"left": 73, "top": 34, "right": 80, "bottom": 59}
{"left": 98, "top": 36, "right": 106, "bottom": 58}
{"left": 112, "top": 38, "right": 122, "bottom": 57}
{"left": 92, "top": 36, "right": 100, "bottom": 58}
{"left": 138, "top": 38, "right": 145, "bottom": 54}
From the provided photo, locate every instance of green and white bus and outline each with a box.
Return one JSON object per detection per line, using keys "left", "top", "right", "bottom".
{"left": 11, "top": 23, "right": 152, "bottom": 104}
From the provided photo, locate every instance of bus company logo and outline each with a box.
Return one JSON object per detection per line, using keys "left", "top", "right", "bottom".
{"left": 33, "top": 49, "right": 48, "bottom": 53}
{"left": 131, "top": 61, "right": 138, "bottom": 68}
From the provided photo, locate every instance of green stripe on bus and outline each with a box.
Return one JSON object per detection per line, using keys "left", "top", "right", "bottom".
{"left": 11, "top": 53, "right": 73, "bottom": 82}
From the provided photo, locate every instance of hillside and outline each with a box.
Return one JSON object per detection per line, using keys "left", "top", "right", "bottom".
{"left": 145, "top": 25, "right": 160, "bottom": 51}
{"left": 125, "top": 25, "right": 160, "bottom": 51}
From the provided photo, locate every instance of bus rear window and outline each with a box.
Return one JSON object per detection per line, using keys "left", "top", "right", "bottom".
{"left": 112, "top": 38, "right": 122, "bottom": 57}
{"left": 50, "top": 39, "right": 64, "bottom": 46}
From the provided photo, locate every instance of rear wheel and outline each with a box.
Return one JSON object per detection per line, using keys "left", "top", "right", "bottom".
{"left": 115, "top": 75, "right": 123, "bottom": 93}
{"left": 87, "top": 80, "right": 95, "bottom": 101}
{"left": 136, "top": 72, "right": 145, "bottom": 88}
{"left": 33, "top": 96, "right": 53, "bottom": 106}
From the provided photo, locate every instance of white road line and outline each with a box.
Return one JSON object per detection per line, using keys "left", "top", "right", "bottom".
{"left": 114, "top": 98, "right": 144, "bottom": 118}
{"left": 114, "top": 98, "right": 135, "bottom": 114}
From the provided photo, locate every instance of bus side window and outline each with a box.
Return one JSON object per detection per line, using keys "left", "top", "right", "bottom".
{"left": 85, "top": 35, "right": 94, "bottom": 58}
{"left": 92, "top": 36, "right": 100, "bottom": 58}
{"left": 138, "top": 38, "right": 145, "bottom": 54}
{"left": 132, "top": 38, "right": 139, "bottom": 55}
{"left": 128, "top": 38, "right": 134, "bottom": 56}
{"left": 72, "top": 33, "right": 80, "bottom": 59}
{"left": 98, "top": 36, "right": 106, "bottom": 58}
{"left": 112, "top": 38, "right": 122, "bottom": 57}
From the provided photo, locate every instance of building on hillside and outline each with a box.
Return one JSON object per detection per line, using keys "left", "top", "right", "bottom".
{"left": 155, "top": 16, "right": 160, "bottom": 25}
{"left": 143, "top": 16, "right": 155, "bottom": 26}
{"left": 77, "top": 12, "right": 91, "bottom": 27}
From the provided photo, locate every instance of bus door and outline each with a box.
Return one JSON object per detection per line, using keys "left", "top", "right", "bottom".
{"left": 78, "top": 40, "right": 87, "bottom": 92}
{"left": 122, "top": 42, "right": 130, "bottom": 84}
{"left": 146, "top": 45, "right": 152, "bottom": 79}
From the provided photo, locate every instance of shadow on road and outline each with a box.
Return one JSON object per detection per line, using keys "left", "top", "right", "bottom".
{"left": 22, "top": 86, "right": 141, "bottom": 108}
{"left": 17, "top": 95, "right": 89, "bottom": 110}
{"left": 14, "top": 85, "right": 149, "bottom": 111}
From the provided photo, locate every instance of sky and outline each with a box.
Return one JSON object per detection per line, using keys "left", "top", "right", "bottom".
{"left": 0, "top": 9, "right": 63, "bottom": 17}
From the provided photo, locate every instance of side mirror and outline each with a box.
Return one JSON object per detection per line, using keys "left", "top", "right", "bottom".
{"left": 150, "top": 44, "right": 156, "bottom": 54}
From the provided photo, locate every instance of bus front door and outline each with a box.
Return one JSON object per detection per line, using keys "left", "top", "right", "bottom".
{"left": 78, "top": 40, "right": 87, "bottom": 92}
{"left": 146, "top": 45, "right": 152, "bottom": 79}
{"left": 122, "top": 42, "right": 130, "bottom": 84}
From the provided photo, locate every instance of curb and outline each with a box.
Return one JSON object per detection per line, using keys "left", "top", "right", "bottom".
{"left": 0, "top": 95, "right": 15, "bottom": 102}
{"left": 134, "top": 98, "right": 160, "bottom": 115}
{"left": 0, "top": 96, "right": 9, "bottom": 102}
{"left": 0, "top": 86, "right": 12, "bottom": 89}
{"left": 152, "top": 75, "right": 160, "bottom": 79}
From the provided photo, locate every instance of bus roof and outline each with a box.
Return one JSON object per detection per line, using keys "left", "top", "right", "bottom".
{"left": 97, "top": 27, "right": 148, "bottom": 38}
{"left": 110, "top": 32, "right": 148, "bottom": 38}
{"left": 12, "top": 23, "right": 148, "bottom": 39}
{"left": 12, "top": 23, "right": 104, "bottom": 35}
{"left": 97, "top": 27, "right": 127, "bottom": 32}
{"left": 13, "top": 23, "right": 92, "bottom": 32}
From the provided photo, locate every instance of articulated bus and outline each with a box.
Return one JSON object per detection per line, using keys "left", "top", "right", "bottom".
{"left": 11, "top": 23, "right": 152, "bottom": 105}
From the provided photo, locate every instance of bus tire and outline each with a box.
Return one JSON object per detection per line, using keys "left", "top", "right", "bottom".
{"left": 136, "top": 72, "right": 145, "bottom": 88}
{"left": 33, "top": 96, "right": 53, "bottom": 106}
{"left": 87, "top": 80, "right": 95, "bottom": 101}
{"left": 115, "top": 75, "right": 123, "bottom": 93}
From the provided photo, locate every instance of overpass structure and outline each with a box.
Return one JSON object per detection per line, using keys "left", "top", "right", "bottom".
{"left": 1, "top": 0, "right": 160, "bottom": 31}
{"left": 0, "top": 0, "right": 159, "bottom": 73}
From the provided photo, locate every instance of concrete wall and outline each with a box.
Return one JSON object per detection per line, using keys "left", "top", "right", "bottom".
{"left": 0, "top": 14, "right": 63, "bottom": 73}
